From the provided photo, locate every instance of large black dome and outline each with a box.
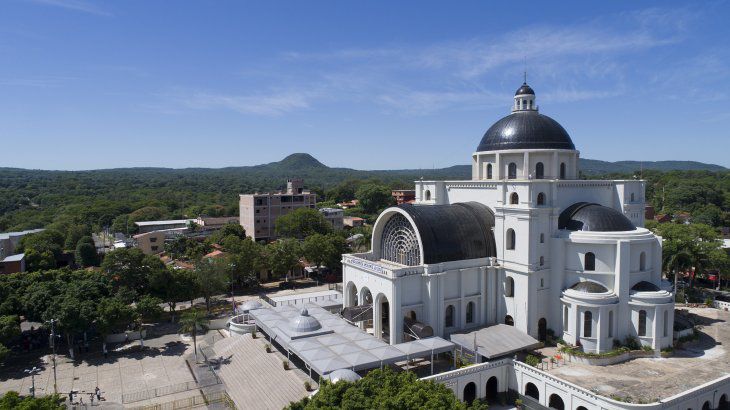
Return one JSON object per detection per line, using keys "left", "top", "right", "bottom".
{"left": 559, "top": 202, "right": 636, "bottom": 232}
{"left": 515, "top": 83, "right": 535, "bottom": 95}
{"left": 476, "top": 111, "right": 575, "bottom": 152}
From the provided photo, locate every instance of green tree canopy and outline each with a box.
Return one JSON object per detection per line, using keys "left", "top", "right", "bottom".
{"left": 275, "top": 208, "right": 332, "bottom": 239}
{"left": 0, "top": 315, "right": 20, "bottom": 346}
{"left": 355, "top": 183, "right": 393, "bottom": 214}
{"left": 266, "top": 238, "right": 302, "bottom": 279}
{"left": 0, "top": 391, "right": 65, "bottom": 410}
{"left": 193, "top": 257, "right": 229, "bottom": 313}
{"left": 223, "top": 236, "right": 265, "bottom": 288}
{"left": 75, "top": 241, "right": 98, "bottom": 267}
{"left": 150, "top": 267, "right": 197, "bottom": 320}
{"left": 287, "top": 368, "right": 485, "bottom": 410}
{"left": 101, "top": 248, "right": 165, "bottom": 298}
{"left": 207, "top": 223, "right": 246, "bottom": 245}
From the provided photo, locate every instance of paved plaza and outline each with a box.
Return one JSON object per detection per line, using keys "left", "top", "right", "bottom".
{"left": 547, "top": 307, "right": 730, "bottom": 403}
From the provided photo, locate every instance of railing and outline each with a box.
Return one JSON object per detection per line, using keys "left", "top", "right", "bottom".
{"left": 121, "top": 380, "right": 220, "bottom": 404}
{"left": 129, "top": 390, "right": 235, "bottom": 410}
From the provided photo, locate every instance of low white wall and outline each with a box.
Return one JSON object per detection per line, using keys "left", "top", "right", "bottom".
{"left": 714, "top": 300, "right": 730, "bottom": 311}
{"left": 105, "top": 329, "right": 147, "bottom": 343}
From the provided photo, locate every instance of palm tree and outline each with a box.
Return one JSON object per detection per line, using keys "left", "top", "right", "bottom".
{"left": 179, "top": 310, "right": 209, "bottom": 362}
{"left": 664, "top": 250, "right": 692, "bottom": 301}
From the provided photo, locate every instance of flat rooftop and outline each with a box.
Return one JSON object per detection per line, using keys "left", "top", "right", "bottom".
{"left": 134, "top": 219, "right": 194, "bottom": 226}
{"left": 546, "top": 307, "right": 730, "bottom": 403}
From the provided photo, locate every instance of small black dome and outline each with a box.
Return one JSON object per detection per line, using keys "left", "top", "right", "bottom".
{"left": 631, "top": 281, "right": 660, "bottom": 292}
{"left": 559, "top": 202, "right": 636, "bottom": 232}
{"left": 569, "top": 281, "right": 608, "bottom": 293}
{"left": 515, "top": 82, "right": 535, "bottom": 95}
{"left": 476, "top": 112, "right": 575, "bottom": 152}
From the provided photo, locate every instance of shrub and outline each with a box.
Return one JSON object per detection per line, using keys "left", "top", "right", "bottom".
{"left": 515, "top": 398, "right": 523, "bottom": 408}
{"left": 705, "top": 297, "right": 714, "bottom": 307}
{"left": 283, "top": 360, "right": 290, "bottom": 370}
{"left": 304, "top": 381, "right": 312, "bottom": 391}
{"left": 251, "top": 329, "right": 257, "bottom": 339}
{"left": 624, "top": 336, "right": 641, "bottom": 351}
{"left": 641, "top": 345, "right": 654, "bottom": 352}
{"left": 525, "top": 354, "right": 541, "bottom": 367}
{"left": 265, "top": 343, "right": 271, "bottom": 353}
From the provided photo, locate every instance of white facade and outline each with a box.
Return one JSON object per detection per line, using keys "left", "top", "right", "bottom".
{"left": 342, "top": 82, "right": 673, "bottom": 353}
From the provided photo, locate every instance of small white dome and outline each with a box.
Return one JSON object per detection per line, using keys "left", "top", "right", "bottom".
{"left": 326, "top": 369, "right": 361, "bottom": 383}
{"left": 290, "top": 308, "right": 321, "bottom": 333}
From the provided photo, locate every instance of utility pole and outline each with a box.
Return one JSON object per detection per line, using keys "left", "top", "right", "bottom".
{"left": 24, "top": 367, "right": 40, "bottom": 397}
{"left": 47, "top": 319, "right": 58, "bottom": 394}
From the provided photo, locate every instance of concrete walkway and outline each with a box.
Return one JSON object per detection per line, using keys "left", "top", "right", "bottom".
{"left": 214, "top": 334, "right": 310, "bottom": 410}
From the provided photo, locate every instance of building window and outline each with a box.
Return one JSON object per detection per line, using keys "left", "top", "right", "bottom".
{"left": 505, "top": 276, "right": 514, "bottom": 297}
{"left": 563, "top": 306, "right": 569, "bottom": 330}
{"left": 149, "top": 237, "right": 157, "bottom": 243}
{"left": 466, "top": 302, "right": 474, "bottom": 324}
{"left": 640, "top": 251, "right": 646, "bottom": 271}
{"left": 445, "top": 305, "right": 454, "bottom": 328}
{"left": 663, "top": 310, "right": 668, "bottom": 337}
{"left": 425, "top": 190, "right": 431, "bottom": 201}
{"left": 487, "top": 163, "right": 493, "bottom": 179}
{"left": 151, "top": 246, "right": 158, "bottom": 252}
{"left": 540, "top": 278, "right": 544, "bottom": 287}
{"left": 510, "top": 192, "right": 519, "bottom": 205}
{"left": 584, "top": 252, "right": 596, "bottom": 271}
{"left": 631, "top": 192, "right": 635, "bottom": 202}
{"left": 584, "top": 311, "right": 592, "bottom": 338}
{"left": 540, "top": 233, "right": 544, "bottom": 243}
{"left": 381, "top": 213, "right": 421, "bottom": 266}
{"left": 638, "top": 310, "right": 647, "bottom": 336}
{"left": 508, "top": 162, "right": 517, "bottom": 179}
{"left": 256, "top": 209, "right": 260, "bottom": 214}
{"left": 608, "top": 310, "right": 614, "bottom": 338}
{"left": 537, "top": 192, "right": 546, "bottom": 206}
{"left": 506, "top": 229, "right": 516, "bottom": 250}
{"left": 560, "top": 162, "right": 566, "bottom": 179}
{"left": 535, "top": 162, "right": 544, "bottom": 179}
{"left": 539, "top": 256, "right": 544, "bottom": 266}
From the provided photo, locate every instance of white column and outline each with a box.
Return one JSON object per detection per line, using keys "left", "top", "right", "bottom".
{"left": 552, "top": 151, "right": 558, "bottom": 179}
{"left": 495, "top": 152, "right": 502, "bottom": 180}
{"left": 596, "top": 308, "right": 603, "bottom": 353}
{"left": 523, "top": 151, "right": 530, "bottom": 178}
{"left": 616, "top": 241, "right": 631, "bottom": 339}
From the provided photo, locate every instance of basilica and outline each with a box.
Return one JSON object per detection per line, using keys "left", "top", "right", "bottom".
{"left": 342, "top": 82, "right": 674, "bottom": 354}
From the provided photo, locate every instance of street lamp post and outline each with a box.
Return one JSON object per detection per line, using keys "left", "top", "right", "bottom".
{"left": 46, "top": 319, "right": 59, "bottom": 394}
{"left": 24, "top": 367, "right": 40, "bottom": 397}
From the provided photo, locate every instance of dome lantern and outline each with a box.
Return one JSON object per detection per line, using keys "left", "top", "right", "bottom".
{"left": 513, "top": 74, "right": 537, "bottom": 113}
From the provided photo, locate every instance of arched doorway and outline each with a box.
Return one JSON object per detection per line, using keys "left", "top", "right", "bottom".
{"left": 576, "top": 407, "right": 588, "bottom": 410}
{"left": 375, "top": 293, "right": 390, "bottom": 342}
{"left": 719, "top": 394, "right": 729, "bottom": 410}
{"left": 524, "top": 382, "right": 539, "bottom": 401}
{"left": 505, "top": 315, "right": 514, "bottom": 326}
{"left": 549, "top": 394, "right": 565, "bottom": 410}
{"left": 485, "top": 376, "right": 498, "bottom": 403}
{"left": 360, "top": 288, "right": 373, "bottom": 333}
{"left": 702, "top": 401, "right": 710, "bottom": 410}
{"left": 346, "top": 282, "right": 358, "bottom": 307}
{"left": 538, "top": 318, "right": 547, "bottom": 342}
{"left": 463, "top": 382, "right": 476, "bottom": 405}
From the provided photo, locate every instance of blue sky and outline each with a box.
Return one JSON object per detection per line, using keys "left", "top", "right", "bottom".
{"left": 1, "top": 0, "right": 729, "bottom": 170}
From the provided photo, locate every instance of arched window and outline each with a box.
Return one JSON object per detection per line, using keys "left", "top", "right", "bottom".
{"left": 506, "top": 229, "right": 516, "bottom": 250}
{"left": 584, "top": 311, "right": 593, "bottom": 337}
{"left": 505, "top": 277, "right": 514, "bottom": 297}
{"left": 549, "top": 394, "right": 565, "bottom": 410}
{"left": 584, "top": 252, "right": 596, "bottom": 271}
{"left": 505, "top": 315, "right": 514, "bottom": 326}
{"left": 381, "top": 213, "right": 421, "bottom": 266}
{"left": 539, "top": 256, "right": 545, "bottom": 266}
{"left": 540, "top": 233, "right": 545, "bottom": 243}
{"left": 608, "top": 310, "right": 614, "bottom": 338}
{"left": 487, "top": 163, "right": 493, "bottom": 179}
{"left": 535, "top": 162, "right": 544, "bottom": 179}
{"left": 466, "top": 301, "right": 474, "bottom": 324}
{"left": 510, "top": 192, "right": 519, "bottom": 205}
{"left": 424, "top": 190, "right": 431, "bottom": 201}
{"left": 537, "top": 192, "right": 546, "bottom": 206}
{"left": 638, "top": 310, "right": 647, "bottom": 336}
{"left": 560, "top": 162, "right": 566, "bottom": 179}
{"left": 508, "top": 162, "right": 517, "bottom": 179}
{"left": 524, "top": 382, "right": 539, "bottom": 400}
{"left": 407, "top": 310, "right": 417, "bottom": 322}
{"left": 563, "top": 306, "right": 569, "bottom": 329}
{"left": 640, "top": 252, "right": 646, "bottom": 271}
{"left": 631, "top": 192, "right": 635, "bottom": 202}
{"left": 445, "top": 305, "right": 454, "bottom": 328}
{"left": 663, "top": 310, "right": 668, "bottom": 337}
{"left": 463, "top": 382, "right": 476, "bottom": 405}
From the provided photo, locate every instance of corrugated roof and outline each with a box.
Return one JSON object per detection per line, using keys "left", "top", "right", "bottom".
{"left": 450, "top": 324, "right": 541, "bottom": 359}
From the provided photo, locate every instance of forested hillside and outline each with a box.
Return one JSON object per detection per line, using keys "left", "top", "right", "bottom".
{"left": 1, "top": 153, "right": 728, "bottom": 244}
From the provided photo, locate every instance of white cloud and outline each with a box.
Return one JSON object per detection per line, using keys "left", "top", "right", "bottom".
{"left": 25, "top": 0, "right": 112, "bottom": 16}
{"left": 162, "top": 89, "right": 316, "bottom": 116}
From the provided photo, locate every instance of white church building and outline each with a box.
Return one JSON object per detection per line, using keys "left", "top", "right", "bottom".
{"left": 342, "top": 81, "right": 674, "bottom": 354}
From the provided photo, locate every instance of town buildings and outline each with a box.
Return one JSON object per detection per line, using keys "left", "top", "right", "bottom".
{"left": 319, "top": 208, "right": 344, "bottom": 230}
{"left": 341, "top": 82, "right": 672, "bottom": 353}
{"left": 392, "top": 189, "right": 416, "bottom": 204}
{"left": 239, "top": 178, "right": 317, "bottom": 241}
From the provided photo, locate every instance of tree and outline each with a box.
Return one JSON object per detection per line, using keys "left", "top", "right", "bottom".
{"left": 266, "top": 239, "right": 302, "bottom": 280}
{"left": 164, "top": 236, "right": 209, "bottom": 261}
{"left": 150, "top": 268, "right": 197, "bottom": 322}
{"left": 179, "top": 310, "right": 209, "bottom": 362}
{"left": 47, "top": 294, "right": 96, "bottom": 359}
{"left": 275, "top": 208, "right": 332, "bottom": 239}
{"left": 193, "top": 258, "right": 228, "bottom": 313}
{"left": 302, "top": 234, "right": 347, "bottom": 272}
{"left": 136, "top": 295, "right": 164, "bottom": 322}
{"left": 96, "top": 297, "right": 136, "bottom": 356}
{"left": 355, "top": 183, "right": 393, "bottom": 214}
{"left": 0, "top": 315, "right": 20, "bottom": 346}
{"left": 207, "top": 223, "right": 246, "bottom": 245}
{"left": 0, "top": 391, "right": 65, "bottom": 410}
{"left": 287, "top": 368, "right": 485, "bottom": 410}
{"left": 224, "top": 237, "right": 264, "bottom": 289}
{"left": 101, "top": 248, "right": 165, "bottom": 298}
{"left": 0, "top": 344, "right": 8, "bottom": 364}
{"left": 75, "top": 241, "right": 98, "bottom": 267}
{"left": 17, "top": 230, "right": 65, "bottom": 272}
